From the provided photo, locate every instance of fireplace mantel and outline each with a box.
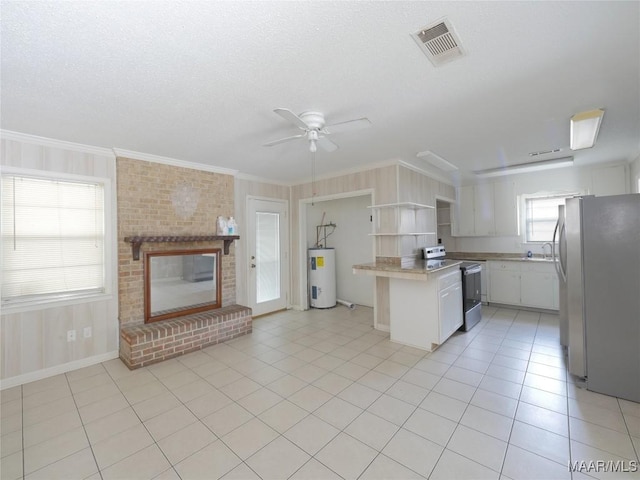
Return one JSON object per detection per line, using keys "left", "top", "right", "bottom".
{"left": 124, "top": 235, "right": 240, "bottom": 260}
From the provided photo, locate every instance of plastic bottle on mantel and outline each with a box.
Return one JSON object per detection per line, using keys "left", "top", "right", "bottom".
{"left": 227, "top": 216, "right": 237, "bottom": 235}
{"left": 216, "top": 216, "right": 227, "bottom": 235}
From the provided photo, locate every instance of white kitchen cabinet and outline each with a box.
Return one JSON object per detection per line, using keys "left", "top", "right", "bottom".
{"left": 453, "top": 181, "right": 517, "bottom": 237}
{"left": 488, "top": 260, "right": 558, "bottom": 310}
{"left": 389, "top": 267, "right": 462, "bottom": 351}
{"left": 488, "top": 262, "right": 521, "bottom": 305}
{"left": 439, "top": 280, "right": 463, "bottom": 343}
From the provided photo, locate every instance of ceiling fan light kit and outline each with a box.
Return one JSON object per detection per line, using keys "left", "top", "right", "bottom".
{"left": 263, "top": 108, "right": 371, "bottom": 153}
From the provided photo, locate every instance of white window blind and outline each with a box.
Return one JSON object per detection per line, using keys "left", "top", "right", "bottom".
{"left": 525, "top": 195, "right": 568, "bottom": 243}
{"left": 1, "top": 174, "right": 105, "bottom": 305}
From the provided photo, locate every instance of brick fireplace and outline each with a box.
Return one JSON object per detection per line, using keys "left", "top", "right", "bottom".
{"left": 116, "top": 157, "right": 251, "bottom": 368}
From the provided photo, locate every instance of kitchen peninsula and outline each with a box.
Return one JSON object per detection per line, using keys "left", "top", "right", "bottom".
{"left": 353, "top": 258, "right": 462, "bottom": 352}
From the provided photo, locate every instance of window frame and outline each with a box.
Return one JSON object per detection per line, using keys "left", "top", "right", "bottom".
{"left": 0, "top": 166, "right": 114, "bottom": 312}
{"left": 520, "top": 192, "right": 579, "bottom": 244}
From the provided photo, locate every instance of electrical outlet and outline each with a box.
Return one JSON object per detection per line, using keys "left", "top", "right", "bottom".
{"left": 67, "top": 330, "right": 76, "bottom": 342}
{"left": 83, "top": 327, "right": 92, "bottom": 338}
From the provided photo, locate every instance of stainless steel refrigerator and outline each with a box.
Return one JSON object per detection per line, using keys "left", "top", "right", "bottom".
{"left": 557, "top": 194, "right": 640, "bottom": 402}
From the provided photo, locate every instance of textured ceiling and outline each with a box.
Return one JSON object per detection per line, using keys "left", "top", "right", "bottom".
{"left": 1, "top": 1, "right": 639, "bottom": 184}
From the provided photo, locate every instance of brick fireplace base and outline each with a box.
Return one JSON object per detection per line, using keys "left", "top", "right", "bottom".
{"left": 119, "top": 304, "right": 252, "bottom": 369}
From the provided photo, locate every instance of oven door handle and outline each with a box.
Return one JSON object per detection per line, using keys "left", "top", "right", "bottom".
{"left": 463, "top": 266, "right": 482, "bottom": 275}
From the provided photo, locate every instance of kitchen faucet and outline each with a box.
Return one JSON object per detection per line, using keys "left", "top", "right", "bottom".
{"left": 541, "top": 242, "right": 553, "bottom": 259}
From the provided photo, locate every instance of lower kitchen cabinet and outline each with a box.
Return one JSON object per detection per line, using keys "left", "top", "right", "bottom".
{"left": 488, "top": 261, "right": 558, "bottom": 310}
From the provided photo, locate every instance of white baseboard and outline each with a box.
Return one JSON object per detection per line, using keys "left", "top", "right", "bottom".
{"left": 375, "top": 324, "right": 390, "bottom": 333}
{"left": 0, "top": 351, "right": 120, "bottom": 390}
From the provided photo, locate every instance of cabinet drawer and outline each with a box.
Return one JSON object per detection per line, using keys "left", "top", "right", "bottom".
{"left": 488, "top": 261, "right": 520, "bottom": 272}
{"left": 438, "top": 269, "right": 461, "bottom": 290}
{"left": 521, "top": 262, "right": 555, "bottom": 273}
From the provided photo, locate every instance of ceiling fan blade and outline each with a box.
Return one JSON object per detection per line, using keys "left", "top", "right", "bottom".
{"left": 324, "top": 117, "right": 371, "bottom": 134}
{"left": 317, "top": 136, "right": 339, "bottom": 152}
{"left": 263, "top": 133, "right": 306, "bottom": 147}
{"left": 274, "top": 108, "right": 309, "bottom": 130}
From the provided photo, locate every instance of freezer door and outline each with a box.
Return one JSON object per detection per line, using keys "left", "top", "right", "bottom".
{"left": 583, "top": 194, "right": 640, "bottom": 402}
{"left": 566, "top": 197, "right": 586, "bottom": 378}
{"left": 554, "top": 205, "right": 568, "bottom": 347}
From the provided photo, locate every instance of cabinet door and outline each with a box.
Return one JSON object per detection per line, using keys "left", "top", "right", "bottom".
{"left": 493, "top": 181, "right": 518, "bottom": 236}
{"left": 454, "top": 186, "right": 475, "bottom": 236}
{"left": 474, "top": 183, "right": 495, "bottom": 236}
{"left": 520, "top": 270, "right": 556, "bottom": 309}
{"left": 488, "top": 269, "right": 520, "bottom": 305}
{"left": 439, "top": 283, "right": 463, "bottom": 343}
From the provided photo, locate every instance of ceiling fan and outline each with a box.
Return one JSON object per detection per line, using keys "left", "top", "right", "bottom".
{"left": 263, "top": 108, "right": 372, "bottom": 153}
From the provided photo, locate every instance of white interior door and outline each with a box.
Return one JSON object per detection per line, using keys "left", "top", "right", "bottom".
{"left": 248, "top": 198, "right": 288, "bottom": 316}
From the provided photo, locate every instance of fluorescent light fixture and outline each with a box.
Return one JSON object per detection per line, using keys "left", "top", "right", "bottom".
{"left": 416, "top": 150, "right": 458, "bottom": 172}
{"left": 474, "top": 156, "right": 574, "bottom": 178}
{"left": 570, "top": 109, "right": 604, "bottom": 150}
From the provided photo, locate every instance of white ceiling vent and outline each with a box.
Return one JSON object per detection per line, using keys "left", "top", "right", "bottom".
{"left": 412, "top": 18, "right": 465, "bottom": 67}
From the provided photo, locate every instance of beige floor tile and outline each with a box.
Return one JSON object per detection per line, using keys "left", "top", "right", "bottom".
{"left": 24, "top": 447, "right": 97, "bottom": 480}
{"left": 219, "top": 462, "right": 261, "bottom": 479}
{"left": 245, "top": 365, "right": 287, "bottom": 385}
{"left": 519, "top": 386, "right": 567, "bottom": 415}
{"left": 367, "top": 394, "right": 415, "bottom": 426}
{"left": 170, "top": 378, "right": 220, "bottom": 403}
{"left": 312, "top": 354, "right": 345, "bottom": 371}
{"left": 384, "top": 379, "right": 429, "bottom": 406}
{"left": 202, "top": 402, "right": 253, "bottom": 437}
{"left": 23, "top": 410, "right": 82, "bottom": 448}
{"left": 291, "top": 363, "right": 328, "bottom": 383}
{"left": 502, "top": 444, "right": 570, "bottom": 480}
{"left": 190, "top": 358, "right": 228, "bottom": 378}
{"left": 430, "top": 448, "right": 500, "bottom": 480}
{"left": 569, "top": 417, "right": 637, "bottom": 460}
{"left": 460, "top": 405, "right": 514, "bottom": 442}
{"left": 144, "top": 405, "right": 198, "bottom": 441}
{"left": 258, "top": 399, "right": 308, "bottom": 433}
{"left": 222, "top": 418, "right": 279, "bottom": 459}
{"left": 357, "top": 370, "right": 396, "bottom": 392}
{"left": 22, "top": 385, "right": 72, "bottom": 410}
{"left": 266, "top": 374, "right": 307, "bottom": 397}
{"left": 73, "top": 382, "right": 121, "bottom": 408}
{"left": 288, "top": 384, "right": 332, "bottom": 412}
{"left": 122, "top": 380, "right": 169, "bottom": 405}
{"left": 78, "top": 393, "right": 129, "bottom": 424}
{"left": 479, "top": 375, "right": 522, "bottom": 400}
{"left": 314, "top": 396, "right": 363, "bottom": 430}
{"left": 289, "top": 458, "right": 342, "bottom": 479}
{"left": 359, "top": 453, "right": 425, "bottom": 479}
{"left": 219, "top": 377, "right": 262, "bottom": 401}
{"left": 523, "top": 372, "right": 566, "bottom": 397}
{"left": 486, "top": 364, "right": 526, "bottom": 384}
{"left": 68, "top": 372, "right": 114, "bottom": 395}
{"left": 102, "top": 444, "right": 171, "bottom": 480}
{"left": 568, "top": 398, "right": 628, "bottom": 433}
{"left": 433, "top": 377, "right": 477, "bottom": 403}
{"left": 345, "top": 411, "right": 399, "bottom": 451}
{"left": 24, "top": 395, "right": 78, "bottom": 427}
{"left": 114, "top": 370, "right": 157, "bottom": 391}
{"left": 284, "top": 415, "right": 340, "bottom": 455}
{"left": 382, "top": 428, "right": 443, "bottom": 478}
{"left": 312, "top": 372, "right": 353, "bottom": 395}
{"left": 338, "top": 382, "right": 381, "bottom": 409}
{"left": 175, "top": 440, "right": 241, "bottom": 480}
{"left": 159, "top": 369, "right": 200, "bottom": 390}
{"left": 1, "top": 450, "right": 23, "bottom": 480}
{"left": 147, "top": 358, "right": 190, "bottom": 379}
{"left": 448, "top": 425, "right": 508, "bottom": 472}
{"left": 23, "top": 426, "right": 89, "bottom": 474}
{"left": 133, "top": 391, "right": 182, "bottom": 422}
{"left": 157, "top": 421, "right": 217, "bottom": 465}
{"left": 454, "top": 355, "right": 492, "bottom": 374}
{"left": 185, "top": 388, "right": 233, "bottom": 418}
{"left": 92, "top": 424, "right": 154, "bottom": 470}
{"left": 413, "top": 358, "right": 450, "bottom": 376}
{"left": 315, "top": 432, "right": 377, "bottom": 479}
{"left": 236, "top": 387, "right": 282, "bottom": 415}
{"left": 85, "top": 407, "right": 141, "bottom": 445}
{"left": 510, "top": 421, "right": 570, "bottom": 465}
{"left": 22, "top": 375, "right": 67, "bottom": 397}
{"left": 205, "top": 368, "right": 244, "bottom": 388}
{"left": 401, "top": 368, "right": 441, "bottom": 390}
{"left": 420, "top": 390, "right": 469, "bottom": 422}
{"left": 351, "top": 353, "right": 385, "bottom": 370}
{"left": 444, "top": 366, "right": 484, "bottom": 387}
{"left": 527, "top": 362, "right": 566, "bottom": 382}
{"left": 246, "top": 436, "right": 310, "bottom": 480}
{"left": 404, "top": 408, "right": 457, "bottom": 446}
{"left": 515, "top": 402, "right": 569, "bottom": 437}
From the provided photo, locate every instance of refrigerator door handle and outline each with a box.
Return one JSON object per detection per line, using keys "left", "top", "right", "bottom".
{"left": 552, "top": 218, "right": 560, "bottom": 277}
{"left": 558, "top": 222, "right": 567, "bottom": 282}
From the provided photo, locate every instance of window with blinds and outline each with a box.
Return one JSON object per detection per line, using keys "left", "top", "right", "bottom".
{"left": 1, "top": 173, "right": 106, "bottom": 306}
{"left": 524, "top": 195, "right": 570, "bottom": 242}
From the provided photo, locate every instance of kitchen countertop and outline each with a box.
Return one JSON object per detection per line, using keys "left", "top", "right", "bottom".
{"left": 447, "top": 252, "right": 556, "bottom": 263}
{"left": 353, "top": 259, "right": 462, "bottom": 281}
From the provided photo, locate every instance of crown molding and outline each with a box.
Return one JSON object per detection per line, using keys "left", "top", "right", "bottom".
{"left": 235, "top": 172, "right": 292, "bottom": 187}
{"left": 1, "top": 130, "right": 115, "bottom": 157}
{"left": 112, "top": 148, "right": 239, "bottom": 176}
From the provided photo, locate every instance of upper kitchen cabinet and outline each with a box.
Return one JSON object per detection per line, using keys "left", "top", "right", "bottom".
{"left": 453, "top": 181, "right": 517, "bottom": 237}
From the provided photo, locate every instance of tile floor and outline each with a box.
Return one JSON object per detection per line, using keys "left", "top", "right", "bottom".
{"left": 1, "top": 305, "right": 639, "bottom": 480}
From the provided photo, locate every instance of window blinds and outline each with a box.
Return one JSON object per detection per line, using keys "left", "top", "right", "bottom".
{"left": 1, "top": 174, "right": 105, "bottom": 304}
{"left": 525, "top": 195, "right": 566, "bottom": 243}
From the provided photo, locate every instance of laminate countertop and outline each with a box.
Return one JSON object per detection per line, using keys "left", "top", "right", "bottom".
{"left": 352, "top": 259, "right": 462, "bottom": 281}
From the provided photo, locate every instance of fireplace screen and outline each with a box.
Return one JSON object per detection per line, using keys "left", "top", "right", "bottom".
{"left": 144, "top": 248, "right": 222, "bottom": 323}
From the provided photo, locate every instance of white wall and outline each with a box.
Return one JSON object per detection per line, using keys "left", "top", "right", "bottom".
{"left": 1, "top": 133, "right": 119, "bottom": 388}
{"left": 305, "top": 195, "right": 374, "bottom": 307}
{"left": 631, "top": 155, "right": 640, "bottom": 193}
{"left": 453, "top": 162, "right": 629, "bottom": 255}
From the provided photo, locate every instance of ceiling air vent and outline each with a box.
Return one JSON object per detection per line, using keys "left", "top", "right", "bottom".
{"left": 412, "top": 18, "right": 465, "bottom": 67}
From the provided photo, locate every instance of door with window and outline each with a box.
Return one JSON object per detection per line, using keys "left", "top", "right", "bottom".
{"left": 247, "top": 198, "right": 288, "bottom": 316}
